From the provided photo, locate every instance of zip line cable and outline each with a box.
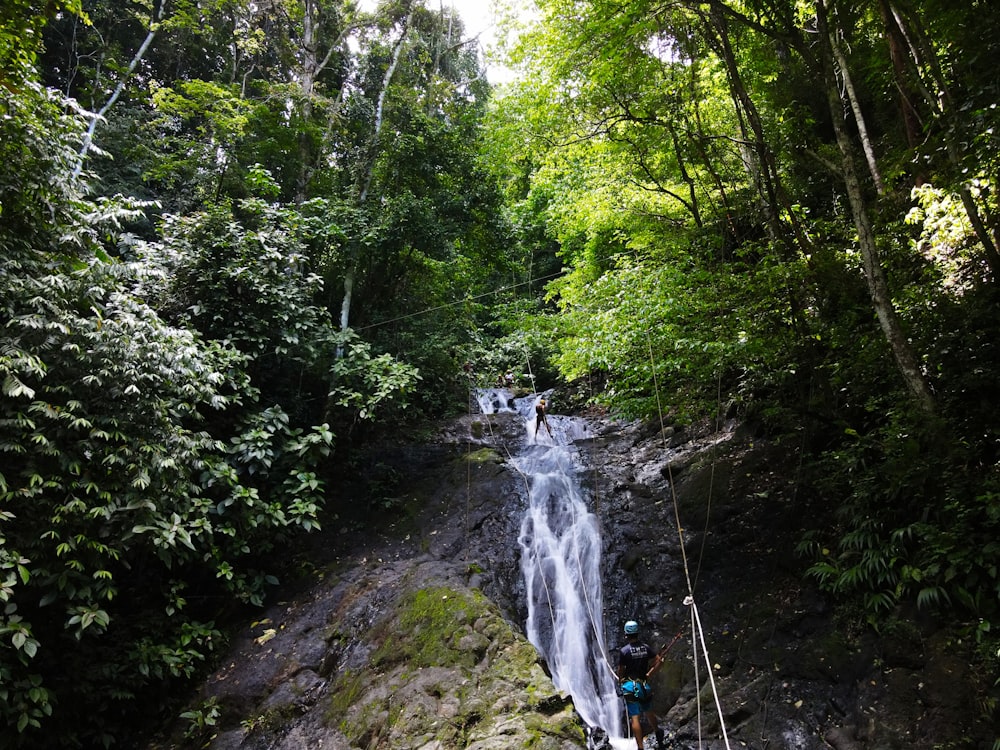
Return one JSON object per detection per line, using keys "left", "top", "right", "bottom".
{"left": 355, "top": 245, "right": 649, "bottom": 333}
{"left": 356, "top": 270, "right": 565, "bottom": 331}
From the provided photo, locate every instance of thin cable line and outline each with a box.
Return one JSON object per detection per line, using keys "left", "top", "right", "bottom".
{"left": 356, "top": 246, "right": 647, "bottom": 332}
{"left": 356, "top": 270, "right": 565, "bottom": 331}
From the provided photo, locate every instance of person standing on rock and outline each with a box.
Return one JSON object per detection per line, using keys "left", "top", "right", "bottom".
{"left": 616, "top": 620, "right": 666, "bottom": 750}
{"left": 535, "top": 397, "right": 552, "bottom": 437}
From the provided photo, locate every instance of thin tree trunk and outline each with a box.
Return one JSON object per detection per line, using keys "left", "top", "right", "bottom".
{"left": 877, "top": 0, "right": 922, "bottom": 153}
{"left": 336, "top": 7, "right": 413, "bottom": 357}
{"left": 686, "top": 54, "right": 733, "bottom": 249}
{"left": 702, "top": 4, "right": 817, "bottom": 261}
{"left": 706, "top": 6, "right": 783, "bottom": 249}
{"left": 73, "top": 0, "right": 165, "bottom": 180}
{"left": 357, "top": 10, "right": 411, "bottom": 204}
{"left": 294, "top": 0, "right": 357, "bottom": 202}
{"left": 668, "top": 125, "right": 703, "bottom": 229}
{"left": 879, "top": 1, "right": 1000, "bottom": 278}
{"left": 339, "top": 268, "right": 354, "bottom": 335}
{"left": 828, "top": 20, "right": 884, "bottom": 194}
{"left": 817, "top": 0, "right": 934, "bottom": 414}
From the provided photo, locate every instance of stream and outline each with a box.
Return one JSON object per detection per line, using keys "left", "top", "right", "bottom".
{"left": 477, "top": 389, "right": 633, "bottom": 748}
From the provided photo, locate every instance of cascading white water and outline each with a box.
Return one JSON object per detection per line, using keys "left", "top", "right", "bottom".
{"left": 476, "top": 388, "right": 625, "bottom": 742}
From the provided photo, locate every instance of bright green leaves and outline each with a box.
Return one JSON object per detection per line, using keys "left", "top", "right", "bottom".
{"left": 0, "top": 0, "right": 86, "bottom": 83}
{"left": 328, "top": 333, "right": 421, "bottom": 421}
{"left": 0, "top": 68, "right": 350, "bottom": 747}
{"left": 148, "top": 200, "right": 335, "bottom": 362}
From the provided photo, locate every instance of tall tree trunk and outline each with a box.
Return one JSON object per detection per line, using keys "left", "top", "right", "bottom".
{"left": 700, "top": 4, "right": 816, "bottom": 261}
{"left": 73, "top": 0, "right": 165, "bottom": 180}
{"left": 294, "top": 0, "right": 355, "bottom": 203}
{"left": 336, "top": 6, "right": 413, "bottom": 357}
{"left": 816, "top": 0, "right": 934, "bottom": 414}
{"left": 686, "top": 53, "right": 734, "bottom": 254}
{"left": 828, "top": 16, "right": 884, "bottom": 194}
{"left": 705, "top": 6, "right": 783, "bottom": 250}
{"left": 877, "top": 0, "right": 922, "bottom": 154}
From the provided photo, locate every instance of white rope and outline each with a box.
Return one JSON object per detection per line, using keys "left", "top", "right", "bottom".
{"left": 686, "top": 596, "right": 732, "bottom": 750}
{"left": 473, "top": 387, "right": 558, "bottom": 632}
{"left": 646, "top": 330, "right": 733, "bottom": 749}
{"left": 691, "top": 601, "right": 703, "bottom": 748}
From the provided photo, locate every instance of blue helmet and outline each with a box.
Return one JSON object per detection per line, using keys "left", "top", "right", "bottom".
{"left": 624, "top": 620, "right": 639, "bottom": 635}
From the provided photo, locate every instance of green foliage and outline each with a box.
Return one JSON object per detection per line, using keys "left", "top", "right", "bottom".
{"left": 329, "top": 333, "right": 420, "bottom": 422}
{"left": 6, "top": 0, "right": 999, "bottom": 743}
{"left": 0, "top": 0, "right": 86, "bottom": 84}
{"left": 180, "top": 696, "right": 221, "bottom": 742}
{"left": 797, "top": 412, "right": 1000, "bottom": 641}
{"left": 499, "top": 10, "right": 1000, "bottom": 720}
{"left": 0, "top": 68, "right": 341, "bottom": 747}
{"left": 146, "top": 199, "right": 336, "bottom": 362}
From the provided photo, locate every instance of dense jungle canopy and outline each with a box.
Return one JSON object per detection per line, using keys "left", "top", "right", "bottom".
{"left": 1, "top": 0, "right": 999, "bottom": 745}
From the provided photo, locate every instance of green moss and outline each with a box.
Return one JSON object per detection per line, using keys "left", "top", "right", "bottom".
{"left": 325, "top": 668, "right": 365, "bottom": 727}
{"left": 371, "top": 587, "right": 492, "bottom": 670}
{"left": 465, "top": 447, "right": 501, "bottom": 463}
{"left": 524, "top": 710, "right": 586, "bottom": 746}
{"left": 324, "top": 583, "right": 586, "bottom": 748}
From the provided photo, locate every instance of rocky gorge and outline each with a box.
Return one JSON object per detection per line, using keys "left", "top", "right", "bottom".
{"left": 148, "top": 394, "right": 995, "bottom": 750}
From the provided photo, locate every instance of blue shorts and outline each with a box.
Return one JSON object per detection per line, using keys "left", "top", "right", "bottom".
{"left": 625, "top": 698, "right": 652, "bottom": 717}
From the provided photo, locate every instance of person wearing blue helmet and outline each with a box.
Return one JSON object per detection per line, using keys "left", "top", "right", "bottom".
{"left": 616, "top": 620, "right": 666, "bottom": 749}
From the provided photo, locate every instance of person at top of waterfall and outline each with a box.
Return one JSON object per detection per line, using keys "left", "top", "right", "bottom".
{"left": 534, "top": 397, "right": 552, "bottom": 436}
{"left": 616, "top": 620, "right": 667, "bottom": 750}
{"left": 504, "top": 370, "right": 515, "bottom": 388}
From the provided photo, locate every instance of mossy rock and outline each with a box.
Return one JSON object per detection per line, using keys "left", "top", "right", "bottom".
{"left": 465, "top": 447, "right": 502, "bottom": 464}
{"left": 371, "top": 587, "right": 493, "bottom": 670}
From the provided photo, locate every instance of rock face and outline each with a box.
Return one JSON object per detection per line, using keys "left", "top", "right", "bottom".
{"left": 580, "top": 416, "right": 992, "bottom": 750}
{"left": 200, "top": 562, "right": 581, "bottom": 750}
{"left": 149, "top": 411, "right": 585, "bottom": 750}
{"left": 149, "top": 407, "right": 993, "bottom": 750}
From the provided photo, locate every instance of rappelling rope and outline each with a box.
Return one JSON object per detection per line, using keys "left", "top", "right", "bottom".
{"left": 465, "top": 369, "right": 473, "bottom": 565}
{"left": 646, "top": 331, "right": 733, "bottom": 750}
{"left": 490, "top": 341, "right": 620, "bottom": 697}
{"left": 693, "top": 368, "right": 724, "bottom": 591}
{"left": 514, "top": 280, "right": 622, "bottom": 692}
{"left": 689, "top": 594, "right": 732, "bottom": 750}
{"left": 523, "top": 338, "right": 619, "bottom": 686}
{"left": 647, "top": 333, "right": 695, "bottom": 595}
{"left": 567, "top": 486, "right": 620, "bottom": 684}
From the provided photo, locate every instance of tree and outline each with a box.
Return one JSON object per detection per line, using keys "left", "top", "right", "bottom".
{"left": 1, "top": 22, "right": 343, "bottom": 745}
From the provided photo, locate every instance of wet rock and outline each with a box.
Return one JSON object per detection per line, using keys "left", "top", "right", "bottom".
{"left": 148, "top": 409, "right": 992, "bottom": 750}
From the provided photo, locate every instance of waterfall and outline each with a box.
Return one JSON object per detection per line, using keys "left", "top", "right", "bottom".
{"left": 477, "top": 389, "right": 624, "bottom": 741}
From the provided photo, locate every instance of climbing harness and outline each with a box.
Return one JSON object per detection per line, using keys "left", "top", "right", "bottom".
{"left": 620, "top": 678, "right": 652, "bottom": 703}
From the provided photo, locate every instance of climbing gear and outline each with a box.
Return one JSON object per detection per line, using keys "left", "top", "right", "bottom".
{"left": 645, "top": 627, "right": 685, "bottom": 679}
{"left": 620, "top": 678, "right": 652, "bottom": 703}
{"left": 624, "top": 620, "right": 639, "bottom": 635}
